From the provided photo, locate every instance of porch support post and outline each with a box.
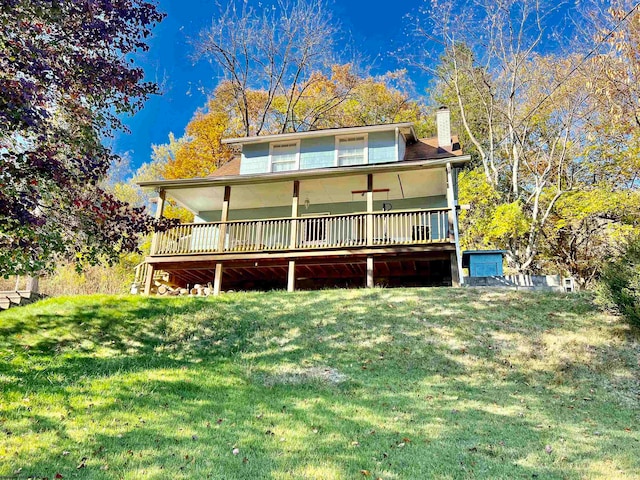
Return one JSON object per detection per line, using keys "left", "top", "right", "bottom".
{"left": 446, "top": 162, "right": 462, "bottom": 286}
{"left": 366, "top": 174, "right": 374, "bottom": 246}
{"left": 213, "top": 263, "right": 223, "bottom": 295}
{"left": 155, "top": 189, "right": 166, "bottom": 219}
{"left": 290, "top": 180, "right": 299, "bottom": 248}
{"left": 218, "top": 186, "right": 231, "bottom": 252}
{"left": 143, "top": 264, "right": 155, "bottom": 296}
{"left": 366, "top": 256, "right": 374, "bottom": 288}
{"left": 450, "top": 252, "right": 460, "bottom": 287}
{"left": 287, "top": 260, "right": 296, "bottom": 292}
{"left": 150, "top": 189, "right": 166, "bottom": 256}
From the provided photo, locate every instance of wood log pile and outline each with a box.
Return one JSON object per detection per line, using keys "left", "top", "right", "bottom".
{"left": 155, "top": 282, "right": 215, "bottom": 297}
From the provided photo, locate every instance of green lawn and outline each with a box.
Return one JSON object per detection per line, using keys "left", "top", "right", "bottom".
{"left": 0, "top": 289, "right": 638, "bottom": 479}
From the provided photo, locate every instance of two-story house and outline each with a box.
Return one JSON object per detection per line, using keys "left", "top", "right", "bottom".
{"left": 136, "top": 107, "right": 470, "bottom": 294}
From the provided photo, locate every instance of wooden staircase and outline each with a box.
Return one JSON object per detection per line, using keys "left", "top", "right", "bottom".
{"left": 0, "top": 290, "right": 43, "bottom": 311}
{"left": 130, "top": 262, "right": 175, "bottom": 295}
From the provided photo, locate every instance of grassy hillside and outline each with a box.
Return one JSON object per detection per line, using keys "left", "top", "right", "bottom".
{"left": 0, "top": 289, "right": 638, "bottom": 479}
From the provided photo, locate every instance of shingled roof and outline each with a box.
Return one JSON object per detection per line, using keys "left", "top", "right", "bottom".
{"left": 403, "top": 135, "right": 463, "bottom": 161}
{"left": 208, "top": 156, "right": 241, "bottom": 177}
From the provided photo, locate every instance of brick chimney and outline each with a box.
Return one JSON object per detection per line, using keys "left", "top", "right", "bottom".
{"left": 436, "top": 106, "right": 452, "bottom": 149}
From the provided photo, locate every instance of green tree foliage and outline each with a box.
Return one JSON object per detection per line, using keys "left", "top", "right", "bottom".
{"left": 598, "top": 236, "right": 640, "bottom": 328}
{"left": 0, "top": 0, "right": 169, "bottom": 276}
{"left": 410, "top": 0, "right": 639, "bottom": 282}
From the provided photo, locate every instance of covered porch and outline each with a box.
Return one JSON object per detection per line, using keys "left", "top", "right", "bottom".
{"left": 140, "top": 159, "right": 463, "bottom": 293}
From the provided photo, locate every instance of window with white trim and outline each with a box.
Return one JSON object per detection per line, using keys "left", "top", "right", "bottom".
{"left": 336, "top": 135, "right": 367, "bottom": 166}
{"left": 270, "top": 141, "right": 299, "bottom": 172}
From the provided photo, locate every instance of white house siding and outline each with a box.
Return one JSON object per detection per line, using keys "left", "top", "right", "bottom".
{"left": 368, "top": 130, "right": 397, "bottom": 164}
{"left": 398, "top": 132, "right": 406, "bottom": 161}
{"left": 239, "top": 143, "right": 270, "bottom": 174}
{"left": 299, "top": 136, "right": 335, "bottom": 169}
{"left": 240, "top": 129, "right": 400, "bottom": 175}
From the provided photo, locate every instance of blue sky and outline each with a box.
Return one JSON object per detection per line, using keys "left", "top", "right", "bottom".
{"left": 113, "top": 0, "right": 422, "bottom": 171}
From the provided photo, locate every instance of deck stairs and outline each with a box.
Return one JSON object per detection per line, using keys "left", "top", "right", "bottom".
{"left": 130, "top": 262, "right": 174, "bottom": 294}
{"left": 0, "top": 290, "right": 43, "bottom": 311}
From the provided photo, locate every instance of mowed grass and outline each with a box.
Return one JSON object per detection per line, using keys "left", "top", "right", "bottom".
{"left": 0, "top": 289, "right": 638, "bottom": 479}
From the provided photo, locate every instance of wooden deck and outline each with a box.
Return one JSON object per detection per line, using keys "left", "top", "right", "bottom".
{"left": 152, "top": 208, "right": 451, "bottom": 256}
{"left": 142, "top": 208, "right": 458, "bottom": 293}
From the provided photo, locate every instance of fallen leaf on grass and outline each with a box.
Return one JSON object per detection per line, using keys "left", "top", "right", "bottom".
{"left": 232, "top": 448, "right": 240, "bottom": 455}
{"left": 360, "top": 470, "right": 371, "bottom": 476}
{"left": 54, "top": 474, "right": 63, "bottom": 479}
{"left": 545, "top": 445, "right": 553, "bottom": 454}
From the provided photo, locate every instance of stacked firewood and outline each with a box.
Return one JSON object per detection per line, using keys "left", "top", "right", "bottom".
{"left": 155, "top": 283, "right": 214, "bottom": 296}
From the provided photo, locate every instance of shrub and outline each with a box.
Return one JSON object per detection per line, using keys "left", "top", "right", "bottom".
{"left": 597, "top": 236, "right": 640, "bottom": 328}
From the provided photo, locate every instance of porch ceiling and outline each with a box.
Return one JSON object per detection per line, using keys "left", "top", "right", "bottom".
{"left": 168, "top": 169, "right": 447, "bottom": 213}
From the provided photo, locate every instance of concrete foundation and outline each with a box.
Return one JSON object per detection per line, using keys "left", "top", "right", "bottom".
{"left": 464, "top": 275, "right": 563, "bottom": 291}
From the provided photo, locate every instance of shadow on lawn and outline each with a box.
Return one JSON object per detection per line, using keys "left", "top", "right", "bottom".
{"left": 1, "top": 289, "right": 637, "bottom": 479}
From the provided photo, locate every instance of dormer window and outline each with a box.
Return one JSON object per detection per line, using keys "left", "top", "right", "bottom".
{"left": 336, "top": 134, "right": 368, "bottom": 166}
{"left": 270, "top": 141, "right": 299, "bottom": 172}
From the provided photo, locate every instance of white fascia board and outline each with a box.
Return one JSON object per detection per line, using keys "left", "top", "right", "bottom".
{"left": 221, "top": 122, "right": 416, "bottom": 146}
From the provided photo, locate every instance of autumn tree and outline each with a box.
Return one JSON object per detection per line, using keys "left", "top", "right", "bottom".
{"left": 150, "top": 64, "right": 426, "bottom": 185}
{"left": 408, "top": 0, "right": 600, "bottom": 274}
{"left": 0, "top": 1, "right": 169, "bottom": 276}
{"left": 195, "top": 0, "right": 345, "bottom": 136}
{"left": 161, "top": 100, "right": 234, "bottom": 179}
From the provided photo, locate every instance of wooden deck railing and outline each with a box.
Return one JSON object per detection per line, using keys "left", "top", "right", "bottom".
{"left": 152, "top": 208, "right": 452, "bottom": 256}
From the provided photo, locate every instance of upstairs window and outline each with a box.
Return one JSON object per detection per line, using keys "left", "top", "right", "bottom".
{"left": 270, "top": 141, "right": 299, "bottom": 172}
{"left": 336, "top": 134, "right": 367, "bottom": 166}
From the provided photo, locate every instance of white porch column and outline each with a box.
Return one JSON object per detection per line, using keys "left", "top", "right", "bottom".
{"left": 150, "top": 189, "right": 166, "bottom": 256}
{"left": 144, "top": 188, "right": 166, "bottom": 295}
{"left": 366, "top": 174, "right": 374, "bottom": 246}
{"left": 288, "top": 180, "right": 299, "bottom": 292}
{"left": 218, "top": 186, "right": 231, "bottom": 252}
{"left": 446, "top": 162, "right": 462, "bottom": 287}
{"left": 155, "top": 189, "right": 166, "bottom": 219}
{"left": 290, "top": 180, "right": 299, "bottom": 248}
